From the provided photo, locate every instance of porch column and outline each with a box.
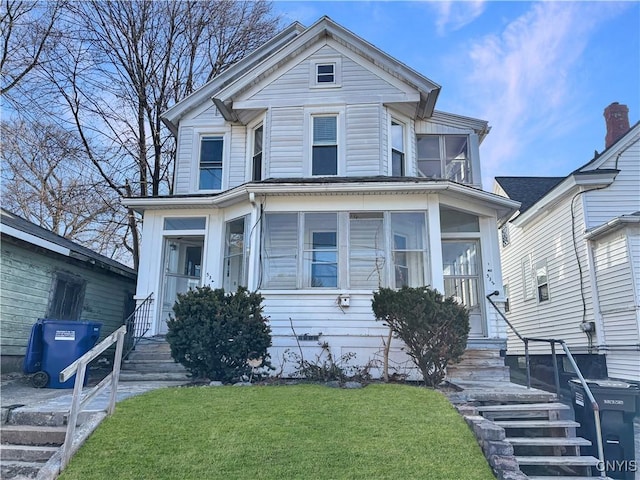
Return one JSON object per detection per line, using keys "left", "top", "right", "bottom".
{"left": 427, "top": 194, "right": 445, "bottom": 293}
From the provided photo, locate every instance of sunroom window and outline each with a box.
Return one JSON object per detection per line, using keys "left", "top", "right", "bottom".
{"left": 223, "top": 217, "right": 248, "bottom": 291}
{"left": 199, "top": 136, "right": 223, "bottom": 190}
{"left": 417, "top": 135, "right": 471, "bottom": 183}
{"left": 391, "top": 212, "right": 426, "bottom": 287}
{"left": 303, "top": 213, "right": 338, "bottom": 288}
{"left": 349, "top": 213, "right": 385, "bottom": 289}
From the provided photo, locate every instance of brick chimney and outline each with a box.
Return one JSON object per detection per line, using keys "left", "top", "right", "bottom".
{"left": 604, "top": 102, "right": 630, "bottom": 149}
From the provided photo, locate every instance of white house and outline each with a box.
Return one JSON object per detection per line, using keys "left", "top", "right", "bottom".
{"left": 123, "top": 17, "right": 518, "bottom": 378}
{"left": 494, "top": 103, "right": 640, "bottom": 384}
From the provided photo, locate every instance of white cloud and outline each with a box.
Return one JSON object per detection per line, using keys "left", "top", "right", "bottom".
{"left": 432, "top": 1, "right": 486, "bottom": 35}
{"left": 459, "top": 2, "right": 626, "bottom": 184}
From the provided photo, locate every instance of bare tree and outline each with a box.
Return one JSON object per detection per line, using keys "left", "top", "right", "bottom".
{"left": 0, "top": 0, "right": 63, "bottom": 96}
{"left": 1, "top": 119, "right": 127, "bottom": 258}
{"left": 2, "top": 0, "right": 279, "bottom": 268}
{"left": 46, "top": 0, "right": 279, "bottom": 268}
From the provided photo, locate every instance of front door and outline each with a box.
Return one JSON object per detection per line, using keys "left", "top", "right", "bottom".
{"left": 160, "top": 237, "right": 204, "bottom": 334}
{"left": 442, "top": 240, "right": 485, "bottom": 337}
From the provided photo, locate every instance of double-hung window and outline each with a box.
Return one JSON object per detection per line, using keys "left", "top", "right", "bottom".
{"left": 391, "top": 121, "right": 405, "bottom": 176}
{"left": 199, "top": 136, "right": 223, "bottom": 190}
{"left": 304, "top": 213, "right": 338, "bottom": 288}
{"left": 417, "top": 135, "right": 470, "bottom": 183}
{"left": 316, "top": 63, "right": 335, "bottom": 84}
{"left": 535, "top": 260, "right": 549, "bottom": 302}
{"left": 223, "top": 217, "right": 248, "bottom": 291}
{"left": 312, "top": 116, "right": 338, "bottom": 175}
{"left": 391, "top": 213, "right": 426, "bottom": 287}
{"left": 252, "top": 126, "right": 263, "bottom": 181}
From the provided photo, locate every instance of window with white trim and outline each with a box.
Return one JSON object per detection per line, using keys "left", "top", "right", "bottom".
{"left": 522, "top": 255, "right": 535, "bottom": 301}
{"left": 535, "top": 259, "right": 549, "bottom": 303}
{"left": 416, "top": 135, "right": 471, "bottom": 183}
{"left": 199, "top": 136, "right": 223, "bottom": 190}
{"left": 312, "top": 116, "right": 338, "bottom": 175}
{"left": 316, "top": 63, "right": 335, "bottom": 84}
{"left": 252, "top": 125, "right": 263, "bottom": 181}
{"left": 223, "top": 217, "right": 248, "bottom": 291}
{"left": 391, "top": 121, "right": 405, "bottom": 176}
{"left": 261, "top": 211, "right": 429, "bottom": 290}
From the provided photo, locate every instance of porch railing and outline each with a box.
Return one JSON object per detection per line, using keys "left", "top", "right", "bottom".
{"left": 486, "top": 291, "right": 606, "bottom": 478}
{"left": 122, "top": 293, "right": 154, "bottom": 359}
{"left": 58, "top": 325, "right": 126, "bottom": 470}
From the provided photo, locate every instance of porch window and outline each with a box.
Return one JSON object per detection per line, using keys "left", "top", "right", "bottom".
{"left": 223, "top": 217, "right": 248, "bottom": 291}
{"left": 48, "top": 272, "right": 85, "bottom": 320}
{"left": 391, "top": 213, "right": 426, "bottom": 288}
{"left": 303, "top": 213, "right": 338, "bottom": 288}
{"left": 391, "top": 121, "right": 405, "bottom": 176}
{"left": 312, "top": 116, "right": 337, "bottom": 175}
{"left": 349, "top": 212, "right": 385, "bottom": 289}
{"left": 252, "top": 125, "right": 263, "bottom": 181}
{"left": 262, "top": 213, "right": 298, "bottom": 289}
{"left": 199, "top": 136, "right": 223, "bottom": 190}
{"left": 417, "top": 135, "right": 471, "bottom": 183}
{"left": 442, "top": 241, "right": 481, "bottom": 318}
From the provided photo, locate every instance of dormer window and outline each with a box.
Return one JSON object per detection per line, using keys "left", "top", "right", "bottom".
{"left": 199, "top": 136, "right": 223, "bottom": 190}
{"left": 316, "top": 63, "right": 335, "bottom": 84}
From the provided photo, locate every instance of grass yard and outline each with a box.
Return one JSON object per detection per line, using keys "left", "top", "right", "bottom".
{"left": 59, "top": 384, "right": 494, "bottom": 480}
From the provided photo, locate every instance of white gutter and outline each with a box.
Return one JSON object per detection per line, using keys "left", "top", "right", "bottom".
{"left": 512, "top": 170, "right": 618, "bottom": 227}
{"left": 584, "top": 214, "right": 640, "bottom": 240}
{"left": 0, "top": 224, "right": 71, "bottom": 257}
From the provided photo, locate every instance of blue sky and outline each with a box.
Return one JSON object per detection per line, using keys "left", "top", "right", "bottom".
{"left": 274, "top": 1, "right": 639, "bottom": 188}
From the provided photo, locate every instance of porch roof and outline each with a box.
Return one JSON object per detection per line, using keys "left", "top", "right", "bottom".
{"left": 122, "top": 177, "right": 520, "bottom": 222}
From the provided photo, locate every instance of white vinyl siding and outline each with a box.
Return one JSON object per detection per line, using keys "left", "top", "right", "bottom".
{"left": 248, "top": 45, "right": 406, "bottom": 104}
{"left": 174, "top": 127, "right": 194, "bottom": 195}
{"left": 592, "top": 232, "right": 640, "bottom": 381}
{"left": 228, "top": 125, "right": 246, "bottom": 188}
{"left": 345, "top": 104, "right": 381, "bottom": 176}
{"left": 268, "top": 106, "right": 304, "bottom": 178}
{"left": 500, "top": 196, "right": 594, "bottom": 354}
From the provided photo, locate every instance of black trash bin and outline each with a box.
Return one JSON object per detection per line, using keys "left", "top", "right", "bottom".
{"left": 569, "top": 378, "right": 640, "bottom": 480}
{"left": 24, "top": 319, "right": 102, "bottom": 389}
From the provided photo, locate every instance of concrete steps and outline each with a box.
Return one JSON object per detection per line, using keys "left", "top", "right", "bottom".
{"left": 446, "top": 348, "right": 510, "bottom": 383}
{"left": 478, "top": 401, "right": 600, "bottom": 478}
{"left": 1, "top": 420, "right": 66, "bottom": 478}
{"left": 121, "top": 337, "right": 190, "bottom": 382}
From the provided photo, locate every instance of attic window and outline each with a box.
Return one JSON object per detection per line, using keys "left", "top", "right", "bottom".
{"left": 310, "top": 58, "right": 341, "bottom": 88}
{"left": 317, "top": 63, "right": 335, "bottom": 83}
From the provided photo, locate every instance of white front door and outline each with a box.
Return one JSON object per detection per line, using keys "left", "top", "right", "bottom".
{"left": 442, "top": 240, "right": 485, "bottom": 337}
{"left": 159, "top": 237, "right": 203, "bottom": 334}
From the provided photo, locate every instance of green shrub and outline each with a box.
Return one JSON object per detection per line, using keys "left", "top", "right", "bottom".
{"left": 166, "top": 286, "right": 272, "bottom": 383}
{"left": 372, "top": 286, "right": 470, "bottom": 386}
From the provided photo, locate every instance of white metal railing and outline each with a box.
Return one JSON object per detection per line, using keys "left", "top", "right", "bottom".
{"left": 58, "top": 325, "right": 127, "bottom": 469}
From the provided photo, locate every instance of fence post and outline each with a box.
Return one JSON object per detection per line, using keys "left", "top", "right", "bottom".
{"left": 61, "top": 360, "right": 87, "bottom": 470}
{"left": 108, "top": 328, "right": 126, "bottom": 415}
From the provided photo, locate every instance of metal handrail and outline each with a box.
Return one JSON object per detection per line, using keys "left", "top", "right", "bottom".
{"left": 486, "top": 291, "right": 606, "bottom": 478}
{"left": 58, "top": 325, "right": 127, "bottom": 470}
{"left": 122, "top": 293, "right": 154, "bottom": 359}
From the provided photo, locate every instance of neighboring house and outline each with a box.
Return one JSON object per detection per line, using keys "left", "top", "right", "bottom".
{"left": 0, "top": 209, "right": 137, "bottom": 372}
{"left": 494, "top": 102, "right": 640, "bottom": 385}
{"left": 123, "top": 17, "right": 519, "bottom": 378}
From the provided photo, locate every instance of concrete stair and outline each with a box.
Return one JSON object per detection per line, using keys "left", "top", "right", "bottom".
{"left": 1, "top": 420, "right": 66, "bottom": 478}
{"left": 120, "top": 337, "right": 190, "bottom": 382}
{"left": 478, "top": 401, "right": 602, "bottom": 478}
{"left": 446, "top": 348, "right": 510, "bottom": 383}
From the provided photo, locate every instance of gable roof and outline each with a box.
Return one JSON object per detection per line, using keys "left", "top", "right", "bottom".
{"left": 162, "top": 16, "right": 441, "bottom": 132}
{"left": 0, "top": 208, "right": 136, "bottom": 278}
{"left": 494, "top": 176, "right": 564, "bottom": 214}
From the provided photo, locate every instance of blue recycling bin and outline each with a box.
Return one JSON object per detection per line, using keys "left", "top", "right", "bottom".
{"left": 35, "top": 320, "right": 102, "bottom": 388}
{"left": 23, "top": 319, "right": 45, "bottom": 375}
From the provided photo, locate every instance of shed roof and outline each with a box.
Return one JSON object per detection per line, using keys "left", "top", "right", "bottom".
{"left": 0, "top": 208, "right": 135, "bottom": 278}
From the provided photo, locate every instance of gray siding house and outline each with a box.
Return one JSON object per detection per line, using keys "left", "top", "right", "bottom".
{"left": 0, "top": 209, "right": 136, "bottom": 372}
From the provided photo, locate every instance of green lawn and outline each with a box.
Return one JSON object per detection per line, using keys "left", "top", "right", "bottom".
{"left": 59, "top": 384, "right": 494, "bottom": 480}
